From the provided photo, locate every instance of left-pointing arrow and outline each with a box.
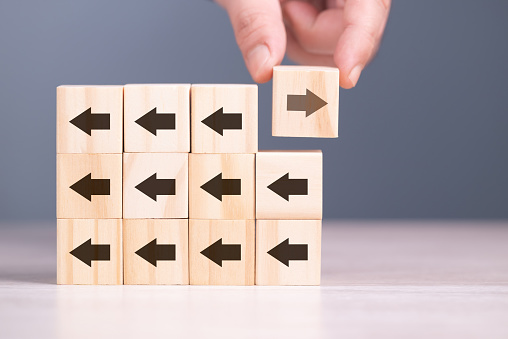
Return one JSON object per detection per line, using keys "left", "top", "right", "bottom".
{"left": 267, "top": 238, "right": 308, "bottom": 267}
{"left": 135, "top": 107, "right": 176, "bottom": 136}
{"left": 135, "top": 239, "right": 176, "bottom": 267}
{"left": 200, "top": 173, "right": 241, "bottom": 201}
{"left": 201, "top": 107, "right": 242, "bottom": 136}
{"left": 69, "top": 107, "right": 110, "bottom": 135}
{"left": 70, "top": 239, "right": 110, "bottom": 267}
{"left": 135, "top": 173, "right": 176, "bottom": 201}
{"left": 70, "top": 173, "right": 110, "bottom": 201}
{"left": 200, "top": 238, "right": 241, "bottom": 267}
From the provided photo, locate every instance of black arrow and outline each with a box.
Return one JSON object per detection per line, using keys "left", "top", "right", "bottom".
{"left": 70, "top": 173, "right": 110, "bottom": 201}
{"left": 287, "top": 89, "right": 327, "bottom": 117}
{"left": 135, "top": 173, "right": 176, "bottom": 201}
{"left": 267, "top": 173, "right": 308, "bottom": 201}
{"left": 69, "top": 107, "right": 110, "bottom": 135}
{"left": 200, "top": 173, "right": 241, "bottom": 201}
{"left": 135, "top": 107, "right": 176, "bottom": 136}
{"left": 200, "top": 238, "right": 241, "bottom": 267}
{"left": 201, "top": 107, "right": 242, "bottom": 136}
{"left": 267, "top": 238, "right": 308, "bottom": 267}
{"left": 70, "top": 239, "right": 110, "bottom": 267}
{"left": 135, "top": 239, "right": 176, "bottom": 267}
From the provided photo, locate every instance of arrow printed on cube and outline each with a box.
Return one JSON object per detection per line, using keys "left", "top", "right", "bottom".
{"left": 69, "top": 107, "right": 110, "bottom": 135}
{"left": 135, "top": 239, "right": 176, "bottom": 267}
{"left": 70, "top": 173, "right": 110, "bottom": 201}
{"left": 200, "top": 238, "right": 241, "bottom": 267}
{"left": 201, "top": 107, "right": 242, "bottom": 135}
{"left": 135, "top": 173, "right": 176, "bottom": 201}
{"left": 287, "top": 89, "right": 327, "bottom": 117}
{"left": 268, "top": 173, "right": 308, "bottom": 201}
{"left": 135, "top": 107, "right": 176, "bottom": 136}
{"left": 268, "top": 238, "right": 308, "bottom": 267}
{"left": 201, "top": 173, "right": 241, "bottom": 201}
{"left": 70, "top": 239, "right": 110, "bottom": 267}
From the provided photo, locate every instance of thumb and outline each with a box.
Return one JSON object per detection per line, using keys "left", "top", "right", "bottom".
{"left": 217, "top": 0, "right": 286, "bottom": 83}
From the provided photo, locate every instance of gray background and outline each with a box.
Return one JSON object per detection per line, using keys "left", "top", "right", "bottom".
{"left": 0, "top": 0, "right": 506, "bottom": 221}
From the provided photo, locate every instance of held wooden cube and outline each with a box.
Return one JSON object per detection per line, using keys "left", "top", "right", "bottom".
{"left": 57, "top": 154, "right": 122, "bottom": 219}
{"left": 57, "top": 219, "right": 122, "bottom": 285}
{"left": 191, "top": 84, "right": 258, "bottom": 153}
{"left": 189, "top": 154, "right": 255, "bottom": 220}
{"left": 57, "top": 85, "right": 123, "bottom": 153}
{"left": 123, "top": 219, "right": 189, "bottom": 285}
{"left": 272, "top": 66, "right": 339, "bottom": 138}
{"left": 189, "top": 219, "right": 255, "bottom": 285}
{"left": 256, "top": 220, "right": 321, "bottom": 286}
{"left": 123, "top": 153, "right": 188, "bottom": 219}
{"left": 256, "top": 151, "right": 322, "bottom": 219}
{"left": 124, "top": 84, "right": 190, "bottom": 153}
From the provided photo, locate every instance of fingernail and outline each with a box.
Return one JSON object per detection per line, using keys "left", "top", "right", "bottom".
{"left": 247, "top": 44, "right": 270, "bottom": 79}
{"left": 348, "top": 65, "right": 363, "bottom": 87}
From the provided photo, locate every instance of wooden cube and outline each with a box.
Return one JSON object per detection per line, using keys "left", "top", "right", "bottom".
{"left": 57, "top": 85, "right": 123, "bottom": 153}
{"left": 189, "top": 154, "right": 255, "bottom": 219}
{"left": 272, "top": 66, "right": 339, "bottom": 138}
{"left": 124, "top": 84, "right": 190, "bottom": 153}
{"left": 57, "top": 219, "right": 122, "bottom": 285}
{"left": 256, "top": 151, "right": 322, "bottom": 219}
{"left": 189, "top": 219, "right": 255, "bottom": 285}
{"left": 57, "top": 154, "right": 122, "bottom": 219}
{"left": 123, "top": 153, "right": 188, "bottom": 219}
{"left": 191, "top": 84, "right": 258, "bottom": 153}
{"left": 123, "top": 219, "right": 188, "bottom": 285}
{"left": 256, "top": 220, "right": 321, "bottom": 285}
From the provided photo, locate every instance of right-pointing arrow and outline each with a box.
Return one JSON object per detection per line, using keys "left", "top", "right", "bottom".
{"left": 70, "top": 173, "right": 110, "bottom": 201}
{"left": 267, "top": 238, "right": 308, "bottom": 267}
{"left": 287, "top": 89, "right": 327, "bottom": 117}
{"left": 200, "top": 238, "right": 241, "bottom": 267}
{"left": 267, "top": 173, "right": 308, "bottom": 201}
{"left": 135, "top": 173, "right": 176, "bottom": 201}
{"left": 200, "top": 173, "right": 241, "bottom": 201}
{"left": 135, "top": 239, "right": 176, "bottom": 267}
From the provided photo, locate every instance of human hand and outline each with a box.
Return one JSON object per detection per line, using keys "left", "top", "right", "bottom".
{"left": 215, "top": 0, "right": 391, "bottom": 88}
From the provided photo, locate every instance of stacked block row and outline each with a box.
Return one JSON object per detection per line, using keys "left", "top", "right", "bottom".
{"left": 57, "top": 66, "right": 339, "bottom": 285}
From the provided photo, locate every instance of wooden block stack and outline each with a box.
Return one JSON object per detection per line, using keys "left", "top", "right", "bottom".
{"left": 56, "top": 66, "right": 338, "bottom": 286}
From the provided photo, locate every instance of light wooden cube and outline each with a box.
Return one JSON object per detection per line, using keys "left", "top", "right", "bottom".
{"left": 57, "top": 85, "right": 123, "bottom": 153}
{"left": 272, "top": 66, "right": 339, "bottom": 138}
{"left": 57, "top": 154, "right": 122, "bottom": 219}
{"left": 189, "top": 154, "right": 255, "bottom": 219}
{"left": 123, "top": 153, "right": 188, "bottom": 219}
{"left": 124, "top": 84, "right": 190, "bottom": 153}
{"left": 191, "top": 84, "right": 258, "bottom": 153}
{"left": 123, "top": 219, "right": 188, "bottom": 285}
{"left": 57, "top": 219, "right": 122, "bottom": 285}
{"left": 256, "top": 151, "right": 322, "bottom": 219}
{"left": 256, "top": 220, "right": 321, "bottom": 285}
{"left": 189, "top": 219, "right": 255, "bottom": 285}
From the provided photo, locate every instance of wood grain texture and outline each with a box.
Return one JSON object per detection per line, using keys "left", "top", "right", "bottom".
{"left": 272, "top": 66, "right": 339, "bottom": 138}
{"left": 57, "top": 154, "right": 122, "bottom": 219}
{"left": 256, "top": 150, "right": 322, "bottom": 219}
{"left": 189, "top": 153, "right": 255, "bottom": 219}
{"left": 124, "top": 84, "right": 190, "bottom": 153}
{"left": 191, "top": 84, "right": 258, "bottom": 153}
{"left": 57, "top": 85, "right": 123, "bottom": 153}
{"left": 123, "top": 219, "right": 189, "bottom": 285}
{"left": 123, "top": 153, "right": 188, "bottom": 219}
{"left": 189, "top": 219, "right": 255, "bottom": 285}
{"left": 57, "top": 219, "right": 122, "bottom": 285}
{"left": 256, "top": 220, "right": 321, "bottom": 286}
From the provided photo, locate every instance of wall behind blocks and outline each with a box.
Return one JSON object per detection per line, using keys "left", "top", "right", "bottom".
{"left": 0, "top": 0, "right": 507, "bottom": 220}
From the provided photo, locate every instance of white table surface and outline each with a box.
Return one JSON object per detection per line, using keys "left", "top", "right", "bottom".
{"left": 0, "top": 220, "right": 507, "bottom": 339}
